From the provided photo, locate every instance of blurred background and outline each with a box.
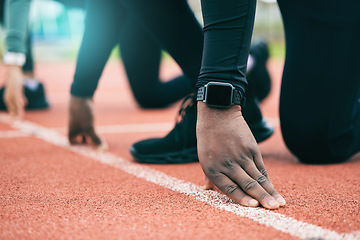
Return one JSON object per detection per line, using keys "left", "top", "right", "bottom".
{"left": 1, "top": 0, "right": 285, "bottom": 62}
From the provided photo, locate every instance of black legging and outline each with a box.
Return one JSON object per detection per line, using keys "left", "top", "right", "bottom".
{"left": 119, "top": 18, "right": 193, "bottom": 108}
{"left": 278, "top": 0, "right": 360, "bottom": 163}
{"left": 71, "top": 0, "right": 202, "bottom": 108}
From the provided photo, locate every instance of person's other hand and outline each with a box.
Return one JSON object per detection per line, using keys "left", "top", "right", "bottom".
{"left": 197, "top": 102, "right": 285, "bottom": 209}
{"left": 4, "top": 66, "right": 26, "bottom": 120}
{"left": 68, "top": 96, "right": 107, "bottom": 150}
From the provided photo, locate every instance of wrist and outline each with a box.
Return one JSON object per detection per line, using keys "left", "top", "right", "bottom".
{"left": 70, "top": 95, "right": 93, "bottom": 109}
{"left": 198, "top": 101, "right": 242, "bottom": 111}
{"left": 5, "top": 66, "right": 24, "bottom": 86}
{"left": 6, "top": 65, "right": 22, "bottom": 71}
{"left": 3, "top": 52, "right": 26, "bottom": 67}
{"left": 70, "top": 95, "right": 92, "bottom": 101}
{"left": 197, "top": 101, "right": 242, "bottom": 123}
{"left": 196, "top": 81, "right": 245, "bottom": 109}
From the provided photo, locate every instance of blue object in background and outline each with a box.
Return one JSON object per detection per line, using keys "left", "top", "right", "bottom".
{"left": 30, "top": 0, "right": 85, "bottom": 41}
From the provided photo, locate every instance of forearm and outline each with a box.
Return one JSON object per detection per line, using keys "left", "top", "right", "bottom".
{"left": 71, "top": 0, "right": 122, "bottom": 98}
{"left": 4, "top": 0, "right": 31, "bottom": 54}
{"left": 197, "top": 0, "right": 256, "bottom": 98}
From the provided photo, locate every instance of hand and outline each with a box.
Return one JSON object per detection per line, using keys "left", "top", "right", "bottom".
{"left": 68, "top": 96, "right": 107, "bottom": 150}
{"left": 196, "top": 102, "right": 285, "bottom": 209}
{"left": 4, "top": 66, "right": 26, "bottom": 120}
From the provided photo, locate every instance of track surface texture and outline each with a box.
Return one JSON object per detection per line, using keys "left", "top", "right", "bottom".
{"left": 0, "top": 59, "right": 359, "bottom": 240}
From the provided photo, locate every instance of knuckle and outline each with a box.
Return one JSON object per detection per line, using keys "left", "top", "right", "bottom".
{"left": 222, "top": 159, "right": 234, "bottom": 170}
{"left": 239, "top": 155, "right": 250, "bottom": 166}
{"left": 68, "top": 131, "right": 77, "bottom": 139}
{"left": 224, "top": 184, "right": 239, "bottom": 196}
{"left": 250, "top": 147, "right": 259, "bottom": 158}
{"left": 259, "top": 192, "right": 270, "bottom": 201}
{"left": 92, "top": 136, "right": 102, "bottom": 145}
{"left": 268, "top": 189, "right": 277, "bottom": 196}
{"left": 243, "top": 179, "right": 258, "bottom": 191}
{"left": 256, "top": 175, "right": 268, "bottom": 185}
{"left": 259, "top": 168, "right": 268, "bottom": 177}
{"left": 206, "top": 166, "right": 219, "bottom": 177}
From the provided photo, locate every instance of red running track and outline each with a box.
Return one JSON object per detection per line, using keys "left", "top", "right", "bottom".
{"left": 0, "top": 59, "right": 359, "bottom": 240}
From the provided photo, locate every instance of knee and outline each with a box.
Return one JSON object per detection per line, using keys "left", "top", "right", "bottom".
{"left": 133, "top": 92, "right": 169, "bottom": 109}
{"left": 280, "top": 116, "right": 348, "bottom": 164}
{"left": 282, "top": 130, "right": 347, "bottom": 164}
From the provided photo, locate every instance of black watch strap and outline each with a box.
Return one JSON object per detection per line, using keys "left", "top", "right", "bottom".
{"left": 196, "top": 87, "right": 206, "bottom": 101}
{"left": 197, "top": 86, "right": 245, "bottom": 106}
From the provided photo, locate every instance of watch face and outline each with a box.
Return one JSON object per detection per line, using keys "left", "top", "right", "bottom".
{"left": 206, "top": 83, "right": 233, "bottom": 107}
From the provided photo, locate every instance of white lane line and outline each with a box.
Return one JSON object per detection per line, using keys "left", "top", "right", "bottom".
{"left": 54, "top": 118, "right": 278, "bottom": 135}
{"left": 347, "top": 232, "right": 360, "bottom": 239}
{"left": 266, "top": 117, "right": 280, "bottom": 127}
{"left": 0, "top": 130, "right": 31, "bottom": 138}
{"left": 96, "top": 123, "right": 174, "bottom": 133}
{"left": 55, "top": 122, "right": 174, "bottom": 134}
{"left": 0, "top": 116, "right": 358, "bottom": 240}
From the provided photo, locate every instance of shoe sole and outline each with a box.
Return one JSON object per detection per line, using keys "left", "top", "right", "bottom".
{"left": 130, "top": 146, "right": 198, "bottom": 164}
{"left": 249, "top": 119, "right": 274, "bottom": 143}
{"left": 253, "top": 127, "right": 274, "bottom": 143}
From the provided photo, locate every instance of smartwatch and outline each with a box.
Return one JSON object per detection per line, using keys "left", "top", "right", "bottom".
{"left": 197, "top": 81, "right": 245, "bottom": 108}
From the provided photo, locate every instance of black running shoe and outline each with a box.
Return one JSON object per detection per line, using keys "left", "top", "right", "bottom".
{"left": 130, "top": 94, "right": 274, "bottom": 164}
{"left": 248, "top": 40, "right": 271, "bottom": 102}
{"left": 248, "top": 118, "right": 274, "bottom": 143}
{"left": 130, "top": 94, "right": 198, "bottom": 164}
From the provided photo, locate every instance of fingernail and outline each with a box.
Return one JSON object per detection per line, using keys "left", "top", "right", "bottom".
{"left": 248, "top": 199, "right": 259, "bottom": 207}
{"left": 97, "top": 143, "right": 108, "bottom": 152}
{"left": 276, "top": 196, "right": 286, "bottom": 206}
{"left": 268, "top": 199, "right": 279, "bottom": 208}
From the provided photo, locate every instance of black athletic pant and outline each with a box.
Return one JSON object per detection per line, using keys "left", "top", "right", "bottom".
{"left": 119, "top": 18, "right": 193, "bottom": 108}
{"left": 278, "top": 0, "right": 360, "bottom": 163}
{"left": 71, "top": 0, "right": 202, "bottom": 108}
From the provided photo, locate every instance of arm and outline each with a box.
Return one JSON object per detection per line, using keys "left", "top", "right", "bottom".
{"left": 197, "top": 0, "right": 285, "bottom": 209}
{"left": 3, "top": 0, "right": 31, "bottom": 119}
{"left": 68, "top": 0, "right": 122, "bottom": 148}
{"left": 197, "top": 102, "right": 285, "bottom": 209}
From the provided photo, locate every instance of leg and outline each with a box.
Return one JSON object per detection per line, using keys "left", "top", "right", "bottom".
{"left": 248, "top": 40, "right": 272, "bottom": 102}
{"left": 70, "top": 0, "right": 125, "bottom": 97}
{"left": 119, "top": 3, "right": 271, "bottom": 109}
{"left": 68, "top": 0, "right": 126, "bottom": 148}
{"left": 278, "top": 0, "right": 360, "bottom": 163}
{"left": 119, "top": 15, "right": 271, "bottom": 110}
{"left": 119, "top": 18, "right": 193, "bottom": 108}
{"left": 119, "top": 0, "right": 204, "bottom": 84}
